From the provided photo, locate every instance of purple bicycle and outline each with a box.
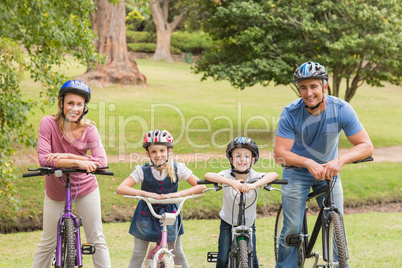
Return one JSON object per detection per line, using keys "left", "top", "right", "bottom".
{"left": 23, "top": 166, "right": 113, "bottom": 268}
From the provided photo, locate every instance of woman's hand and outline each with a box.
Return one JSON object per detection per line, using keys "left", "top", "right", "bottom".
{"left": 46, "top": 153, "right": 71, "bottom": 163}
{"left": 76, "top": 160, "right": 100, "bottom": 173}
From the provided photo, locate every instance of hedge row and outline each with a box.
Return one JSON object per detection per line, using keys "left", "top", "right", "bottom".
{"left": 126, "top": 30, "right": 213, "bottom": 54}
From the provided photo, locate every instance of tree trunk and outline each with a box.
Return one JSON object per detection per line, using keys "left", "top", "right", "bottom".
{"left": 332, "top": 69, "right": 341, "bottom": 97}
{"left": 77, "top": 0, "right": 146, "bottom": 87}
{"left": 150, "top": 0, "right": 187, "bottom": 62}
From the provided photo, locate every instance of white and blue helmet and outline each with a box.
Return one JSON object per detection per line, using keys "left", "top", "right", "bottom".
{"left": 294, "top": 62, "right": 328, "bottom": 84}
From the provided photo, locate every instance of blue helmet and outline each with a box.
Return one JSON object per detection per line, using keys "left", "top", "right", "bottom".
{"left": 294, "top": 62, "right": 328, "bottom": 84}
{"left": 58, "top": 80, "right": 91, "bottom": 103}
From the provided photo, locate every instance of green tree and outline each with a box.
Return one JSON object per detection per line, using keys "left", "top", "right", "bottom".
{"left": 194, "top": 0, "right": 401, "bottom": 102}
{"left": 0, "top": 0, "right": 98, "bottom": 215}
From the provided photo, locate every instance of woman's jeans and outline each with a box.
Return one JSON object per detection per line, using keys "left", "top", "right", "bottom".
{"left": 275, "top": 168, "right": 345, "bottom": 268}
{"left": 217, "top": 219, "right": 259, "bottom": 268}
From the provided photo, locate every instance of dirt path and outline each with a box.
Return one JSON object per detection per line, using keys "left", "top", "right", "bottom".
{"left": 13, "top": 146, "right": 402, "bottom": 166}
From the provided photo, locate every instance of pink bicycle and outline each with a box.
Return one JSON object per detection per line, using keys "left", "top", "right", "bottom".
{"left": 124, "top": 193, "right": 205, "bottom": 268}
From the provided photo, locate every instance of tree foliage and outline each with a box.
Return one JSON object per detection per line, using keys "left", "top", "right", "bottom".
{"left": 0, "top": 0, "right": 99, "bottom": 214}
{"left": 194, "top": 0, "right": 401, "bottom": 101}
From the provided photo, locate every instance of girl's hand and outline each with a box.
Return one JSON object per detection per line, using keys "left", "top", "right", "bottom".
{"left": 76, "top": 161, "right": 100, "bottom": 173}
{"left": 146, "top": 192, "right": 164, "bottom": 199}
{"left": 161, "top": 193, "right": 181, "bottom": 199}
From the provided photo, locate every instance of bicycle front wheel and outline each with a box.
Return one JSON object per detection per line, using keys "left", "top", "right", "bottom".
{"left": 159, "top": 254, "right": 174, "bottom": 268}
{"left": 274, "top": 204, "right": 306, "bottom": 268}
{"left": 238, "top": 239, "right": 248, "bottom": 268}
{"left": 62, "top": 218, "right": 76, "bottom": 268}
{"left": 327, "top": 212, "right": 347, "bottom": 268}
{"left": 274, "top": 205, "right": 283, "bottom": 262}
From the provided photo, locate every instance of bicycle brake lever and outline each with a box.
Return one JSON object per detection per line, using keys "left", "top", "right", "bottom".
{"left": 214, "top": 184, "right": 222, "bottom": 191}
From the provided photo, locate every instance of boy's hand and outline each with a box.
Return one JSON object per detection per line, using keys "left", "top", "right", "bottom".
{"left": 229, "top": 180, "right": 243, "bottom": 195}
{"left": 240, "top": 183, "right": 256, "bottom": 193}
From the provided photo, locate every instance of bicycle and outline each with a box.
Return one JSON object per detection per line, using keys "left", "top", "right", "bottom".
{"left": 274, "top": 156, "right": 373, "bottom": 268}
{"left": 198, "top": 178, "right": 288, "bottom": 268}
{"left": 124, "top": 193, "right": 205, "bottom": 268}
{"left": 23, "top": 166, "right": 114, "bottom": 268}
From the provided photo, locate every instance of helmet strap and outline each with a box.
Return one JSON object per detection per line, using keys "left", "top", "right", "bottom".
{"left": 305, "top": 95, "right": 325, "bottom": 111}
{"left": 230, "top": 162, "right": 253, "bottom": 176}
{"left": 148, "top": 148, "right": 170, "bottom": 169}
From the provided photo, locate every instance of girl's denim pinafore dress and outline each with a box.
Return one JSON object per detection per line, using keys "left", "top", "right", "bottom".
{"left": 129, "top": 162, "right": 184, "bottom": 242}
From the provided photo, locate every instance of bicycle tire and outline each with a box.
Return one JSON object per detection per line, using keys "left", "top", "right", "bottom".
{"left": 238, "top": 239, "right": 248, "bottom": 268}
{"left": 274, "top": 205, "right": 283, "bottom": 262}
{"left": 327, "top": 213, "right": 347, "bottom": 268}
{"left": 159, "top": 255, "right": 174, "bottom": 268}
{"left": 274, "top": 205, "right": 306, "bottom": 267}
{"left": 62, "top": 218, "right": 76, "bottom": 268}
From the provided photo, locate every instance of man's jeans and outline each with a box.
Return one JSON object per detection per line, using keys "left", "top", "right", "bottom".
{"left": 275, "top": 167, "right": 345, "bottom": 268}
{"left": 216, "top": 219, "right": 259, "bottom": 268}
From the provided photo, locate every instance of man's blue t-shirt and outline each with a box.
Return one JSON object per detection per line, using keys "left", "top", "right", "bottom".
{"left": 276, "top": 95, "right": 363, "bottom": 164}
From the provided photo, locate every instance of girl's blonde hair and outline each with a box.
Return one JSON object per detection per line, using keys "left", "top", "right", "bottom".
{"left": 164, "top": 152, "right": 177, "bottom": 183}
{"left": 53, "top": 97, "right": 93, "bottom": 134}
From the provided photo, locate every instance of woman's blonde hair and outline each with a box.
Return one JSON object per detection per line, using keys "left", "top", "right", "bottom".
{"left": 53, "top": 97, "right": 93, "bottom": 134}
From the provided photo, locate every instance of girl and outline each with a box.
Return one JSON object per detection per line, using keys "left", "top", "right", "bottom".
{"left": 204, "top": 137, "right": 279, "bottom": 268}
{"left": 116, "top": 129, "right": 206, "bottom": 268}
{"left": 33, "top": 80, "right": 110, "bottom": 267}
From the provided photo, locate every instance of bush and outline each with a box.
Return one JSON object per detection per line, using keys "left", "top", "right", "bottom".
{"left": 126, "top": 30, "right": 213, "bottom": 54}
{"left": 126, "top": 30, "right": 156, "bottom": 43}
{"left": 171, "top": 31, "right": 213, "bottom": 54}
{"left": 127, "top": 43, "right": 182, "bottom": 54}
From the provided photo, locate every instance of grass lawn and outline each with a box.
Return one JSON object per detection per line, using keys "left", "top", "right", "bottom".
{"left": 1, "top": 212, "right": 400, "bottom": 267}
{"left": 16, "top": 57, "right": 402, "bottom": 157}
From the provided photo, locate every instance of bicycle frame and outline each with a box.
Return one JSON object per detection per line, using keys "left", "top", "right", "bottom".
{"left": 229, "top": 190, "right": 255, "bottom": 268}
{"left": 199, "top": 179, "right": 287, "bottom": 267}
{"left": 55, "top": 170, "right": 84, "bottom": 267}
{"left": 23, "top": 167, "right": 113, "bottom": 268}
{"left": 124, "top": 194, "right": 205, "bottom": 268}
{"left": 275, "top": 156, "right": 373, "bottom": 267}
{"left": 302, "top": 180, "right": 348, "bottom": 264}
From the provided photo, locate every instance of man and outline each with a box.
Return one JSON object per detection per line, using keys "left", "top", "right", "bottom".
{"left": 274, "top": 61, "right": 373, "bottom": 267}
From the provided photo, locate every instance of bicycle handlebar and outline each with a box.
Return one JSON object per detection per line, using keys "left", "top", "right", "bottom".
{"left": 351, "top": 156, "right": 373, "bottom": 164}
{"left": 23, "top": 167, "right": 114, "bottom": 177}
{"left": 197, "top": 178, "right": 288, "bottom": 192}
{"left": 123, "top": 193, "right": 205, "bottom": 220}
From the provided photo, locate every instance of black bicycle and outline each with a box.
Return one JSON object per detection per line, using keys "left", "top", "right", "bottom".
{"left": 199, "top": 178, "right": 288, "bottom": 268}
{"left": 274, "top": 157, "right": 373, "bottom": 268}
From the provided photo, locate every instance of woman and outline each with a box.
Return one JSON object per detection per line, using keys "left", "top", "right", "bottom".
{"left": 32, "top": 80, "right": 111, "bottom": 268}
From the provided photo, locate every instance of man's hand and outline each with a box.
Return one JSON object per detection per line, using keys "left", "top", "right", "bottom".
{"left": 305, "top": 159, "right": 327, "bottom": 180}
{"left": 322, "top": 159, "right": 343, "bottom": 180}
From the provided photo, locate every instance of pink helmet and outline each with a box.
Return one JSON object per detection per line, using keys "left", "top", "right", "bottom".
{"left": 142, "top": 129, "right": 174, "bottom": 150}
